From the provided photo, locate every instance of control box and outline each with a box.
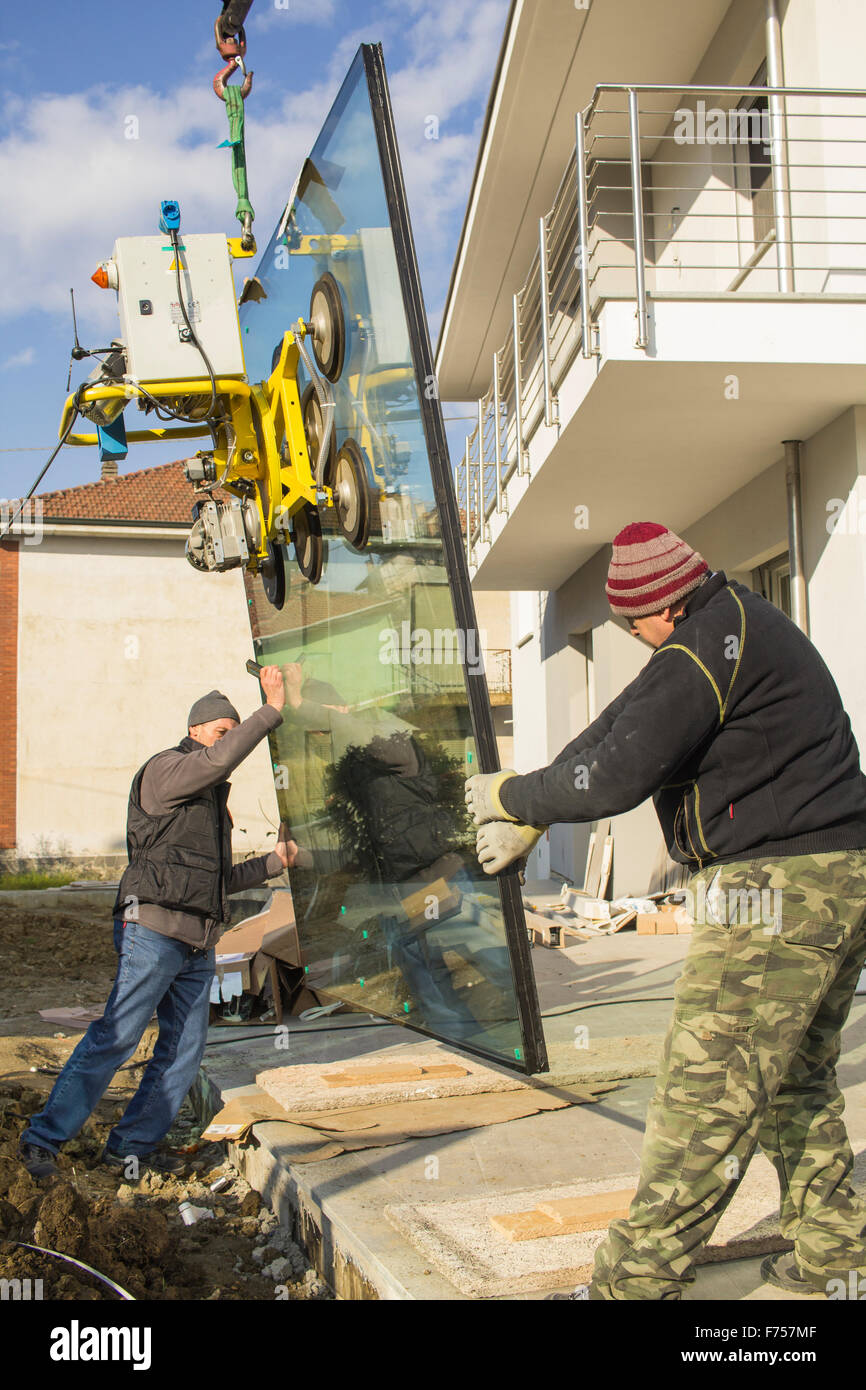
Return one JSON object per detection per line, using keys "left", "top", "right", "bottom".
{"left": 110, "top": 234, "right": 246, "bottom": 382}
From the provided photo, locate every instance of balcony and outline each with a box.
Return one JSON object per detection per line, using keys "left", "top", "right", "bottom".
{"left": 400, "top": 646, "right": 512, "bottom": 707}
{"left": 452, "top": 83, "right": 866, "bottom": 589}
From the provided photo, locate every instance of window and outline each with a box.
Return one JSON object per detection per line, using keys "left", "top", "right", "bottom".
{"left": 753, "top": 552, "right": 792, "bottom": 617}
{"left": 739, "top": 64, "right": 773, "bottom": 246}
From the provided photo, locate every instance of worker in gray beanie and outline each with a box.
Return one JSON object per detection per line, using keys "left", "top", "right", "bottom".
{"left": 187, "top": 690, "right": 241, "bottom": 727}
{"left": 21, "top": 666, "right": 297, "bottom": 1182}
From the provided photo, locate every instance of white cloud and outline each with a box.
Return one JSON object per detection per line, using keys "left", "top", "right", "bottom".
{"left": 2, "top": 347, "right": 35, "bottom": 369}
{"left": 250, "top": 0, "right": 338, "bottom": 30}
{"left": 0, "top": 0, "right": 509, "bottom": 344}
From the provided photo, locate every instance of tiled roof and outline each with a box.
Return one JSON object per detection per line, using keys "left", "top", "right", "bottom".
{"left": 39, "top": 460, "right": 198, "bottom": 525}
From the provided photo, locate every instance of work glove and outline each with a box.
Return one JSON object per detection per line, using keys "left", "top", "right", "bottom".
{"left": 464, "top": 770, "right": 520, "bottom": 825}
{"left": 476, "top": 821, "right": 546, "bottom": 876}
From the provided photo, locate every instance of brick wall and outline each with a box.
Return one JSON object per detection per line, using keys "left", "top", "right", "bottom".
{"left": 0, "top": 539, "right": 18, "bottom": 848}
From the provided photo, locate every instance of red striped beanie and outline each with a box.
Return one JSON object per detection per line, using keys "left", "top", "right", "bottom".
{"left": 606, "top": 522, "right": 709, "bottom": 617}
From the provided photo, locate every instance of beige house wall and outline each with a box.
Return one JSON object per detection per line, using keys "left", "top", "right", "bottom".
{"left": 16, "top": 531, "right": 280, "bottom": 859}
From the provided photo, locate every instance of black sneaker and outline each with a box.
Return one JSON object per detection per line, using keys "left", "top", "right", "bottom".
{"left": 760, "top": 1252, "right": 826, "bottom": 1296}
{"left": 102, "top": 1146, "right": 190, "bottom": 1177}
{"left": 19, "top": 1142, "right": 60, "bottom": 1179}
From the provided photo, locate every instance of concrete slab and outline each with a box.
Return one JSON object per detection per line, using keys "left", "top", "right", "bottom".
{"left": 385, "top": 1145, "right": 866, "bottom": 1298}
{"left": 192, "top": 931, "right": 866, "bottom": 1300}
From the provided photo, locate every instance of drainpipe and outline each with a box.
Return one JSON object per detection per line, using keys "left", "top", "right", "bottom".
{"left": 765, "top": 0, "right": 795, "bottom": 291}
{"left": 783, "top": 439, "right": 809, "bottom": 635}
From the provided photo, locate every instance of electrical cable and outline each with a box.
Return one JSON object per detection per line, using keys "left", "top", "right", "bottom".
{"left": 169, "top": 226, "right": 219, "bottom": 422}
{"left": 0, "top": 398, "right": 81, "bottom": 540}
{"left": 204, "top": 1020, "right": 391, "bottom": 1046}
{"left": 203, "top": 996, "right": 678, "bottom": 1047}
{"left": 15, "top": 1243, "right": 135, "bottom": 1301}
{"left": 540, "top": 995, "right": 676, "bottom": 1019}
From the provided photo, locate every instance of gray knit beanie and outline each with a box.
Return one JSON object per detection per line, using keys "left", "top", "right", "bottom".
{"left": 188, "top": 690, "right": 241, "bottom": 728}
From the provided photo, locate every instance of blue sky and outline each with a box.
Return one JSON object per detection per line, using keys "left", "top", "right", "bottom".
{"left": 0, "top": 0, "right": 509, "bottom": 501}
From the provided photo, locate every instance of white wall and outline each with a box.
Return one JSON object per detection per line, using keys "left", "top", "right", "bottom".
{"left": 510, "top": 590, "right": 551, "bottom": 878}
{"left": 801, "top": 406, "right": 866, "bottom": 748}
{"left": 508, "top": 399, "right": 866, "bottom": 894}
{"left": 681, "top": 404, "right": 866, "bottom": 750}
{"left": 16, "top": 533, "right": 280, "bottom": 859}
{"left": 509, "top": 555, "right": 666, "bottom": 896}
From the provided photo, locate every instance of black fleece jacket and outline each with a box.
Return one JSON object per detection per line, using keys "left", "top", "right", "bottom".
{"left": 498, "top": 572, "right": 866, "bottom": 868}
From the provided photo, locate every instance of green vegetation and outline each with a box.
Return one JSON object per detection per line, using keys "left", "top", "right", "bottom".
{"left": 0, "top": 870, "right": 79, "bottom": 892}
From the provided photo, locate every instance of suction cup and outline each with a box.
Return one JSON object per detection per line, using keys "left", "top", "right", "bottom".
{"left": 301, "top": 382, "right": 336, "bottom": 484}
{"left": 308, "top": 273, "right": 346, "bottom": 383}
{"left": 331, "top": 438, "right": 371, "bottom": 551}
{"left": 261, "top": 539, "right": 286, "bottom": 609}
{"left": 291, "top": 503, "right": 324, "bottom": 584}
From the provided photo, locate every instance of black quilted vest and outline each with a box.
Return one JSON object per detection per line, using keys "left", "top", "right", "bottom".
{"left": 113, "top": 737, "right": 232, "bottom": 922}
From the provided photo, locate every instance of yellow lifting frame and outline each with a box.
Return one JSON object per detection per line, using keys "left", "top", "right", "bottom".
{"left": 56, "top": 326, "right": 329, "bottom": 573}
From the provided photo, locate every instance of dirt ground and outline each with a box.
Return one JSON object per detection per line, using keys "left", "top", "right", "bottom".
{"left": 0, "top": 902, "right": 331, "bottom": 1301}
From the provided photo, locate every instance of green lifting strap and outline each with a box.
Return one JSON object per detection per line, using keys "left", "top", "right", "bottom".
{"left": 220, "top": 84, "right": 255, "bottom": 228}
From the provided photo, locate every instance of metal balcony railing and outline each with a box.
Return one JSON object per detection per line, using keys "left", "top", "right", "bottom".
{"left": 454, "top": 81, "right": 866, "bottom": 567}
{"left": 399, "top": 647, "right": 511, "bottom": 697}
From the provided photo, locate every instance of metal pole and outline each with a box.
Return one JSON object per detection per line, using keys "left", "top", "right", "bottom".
{"left": 627, "top": 88, "right": 648, "bottom": 349}
{"left": 493, "top": 350, "right": 504, "bottom": 512}
{"left": 576, "top": 110, "right": 592, "bottom": 359}
{"left": 478, "top": 399, "right": 488, "bottom": 540}
{"left": 512, "top": 293, "right": 528, "bottom": 475}
{"left": 766, "top": 0, "right": 795, "bottom": 291}
{"left": 464, "top": 440, "right": 472, "bottom": 569}
{"left": 539, "top": 215, "right": 558, "bottom": 427}
{"left": 783, "top": 439, "right": 809, "bottom": 635}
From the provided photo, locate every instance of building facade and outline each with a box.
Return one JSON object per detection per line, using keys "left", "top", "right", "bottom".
{"left": 436, "top": 0, "right": 866, "bottom": 894}
{"left": 0, "top": 459, "right": 513, "bottom": 868}
{"left": 0, "top": 462, "right": 280, "bottom": 866}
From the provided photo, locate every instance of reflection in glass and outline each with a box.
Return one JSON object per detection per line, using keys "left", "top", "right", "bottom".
{"left": 241, "top": 47, "right": 545, "bottom": 1072}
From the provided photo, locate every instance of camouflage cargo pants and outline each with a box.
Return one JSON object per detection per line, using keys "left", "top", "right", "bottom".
{"left": 593, "top": 850, "right": 866, "bottom": 1299}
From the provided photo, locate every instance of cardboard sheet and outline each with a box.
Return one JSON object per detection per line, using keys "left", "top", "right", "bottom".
{"left": 217, "top": 890, "right": 302, "bottom": 995}
{"left": 201, "top": 1081, "right": 618, "bottom": 1161}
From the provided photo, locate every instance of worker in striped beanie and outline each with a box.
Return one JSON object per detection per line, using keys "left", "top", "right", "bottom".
{"left": 466, "top": 516, "right": 866, "bottom": 1302}
{"left": 605, "top": 521, "right": 709, "bottom": 619}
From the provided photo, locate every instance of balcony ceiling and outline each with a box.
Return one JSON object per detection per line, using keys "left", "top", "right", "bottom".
{"left": 435, "top": 0, "right": 732, "bottom": 400}
{"left": 470, "top": 349, "right": 866, "bottom": 593}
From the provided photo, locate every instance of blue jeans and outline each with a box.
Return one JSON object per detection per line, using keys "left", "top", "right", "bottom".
{"left": 23, "top": 920, "right": 214, "bottom": 1158}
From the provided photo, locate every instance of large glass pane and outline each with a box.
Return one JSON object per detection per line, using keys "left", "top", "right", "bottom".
{"left": 241, "top": 46, "right": 546, "bottom": 1073}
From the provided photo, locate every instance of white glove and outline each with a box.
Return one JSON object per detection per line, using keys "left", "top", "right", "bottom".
{"left": 464, "top": 770, "right": 520, "bottom": 825}
{"left": 476, "top": 821, "right": 545, "bottom": 875}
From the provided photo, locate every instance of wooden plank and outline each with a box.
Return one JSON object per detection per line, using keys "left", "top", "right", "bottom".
{"left": 321, "top": 1063, "right": 468, "bottom": 1089}
{"left": 537, "top": 1188, "right": 636, "bottom": 1232}
{"left": 490, "top": 1210, "right": 563, "bottom": 1242}
{"left": 400, "top": 877, "right": 463, "bottom": 930}
{"left": 490, "top": 1187, "right": 636, "bottom": 1242}
{"left": 524, "top": 909, "right": 559, "bottom": 947}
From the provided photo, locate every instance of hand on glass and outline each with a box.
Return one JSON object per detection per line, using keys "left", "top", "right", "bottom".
{"left": 283, "top": 663, "right": 304, "bottom": 709}
{"left": 260, "top": 665, "right": 286, "bottom": 711}
{"left": 275, "top": 838, "right": 299, "bottom": 869}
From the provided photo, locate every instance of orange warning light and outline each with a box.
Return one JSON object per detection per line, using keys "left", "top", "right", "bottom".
{"left": 91, "top": 266, "right": 110, "bottom": 289}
